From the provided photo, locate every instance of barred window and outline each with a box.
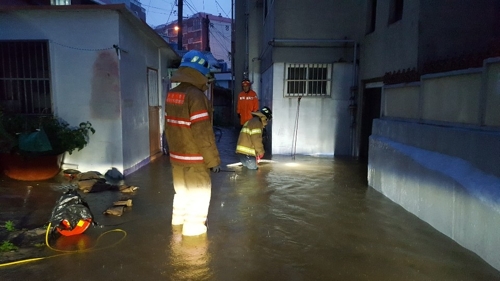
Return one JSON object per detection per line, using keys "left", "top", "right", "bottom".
{"left": 0, "top": 40, "right": 52, "bottom": 115}
{"left": 285, "top": 63, "right": 331, "bottom": 97}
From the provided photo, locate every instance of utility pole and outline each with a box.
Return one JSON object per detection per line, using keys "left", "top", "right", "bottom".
{"left": 177, "top": 0, "right": 183, "bottom": 50}
{"left": 204, "top": 15, "right": 210, "bottom": 52}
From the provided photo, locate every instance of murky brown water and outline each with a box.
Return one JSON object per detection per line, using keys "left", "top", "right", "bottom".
{"left": 1, "top": 128, "right": 500, "bottom": 280}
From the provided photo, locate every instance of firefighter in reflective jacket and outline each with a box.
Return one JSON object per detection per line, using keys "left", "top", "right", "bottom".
{"left": 235, "top": 106, "right": 272, "bottom": 170}
{"left": 237, "top": 79, "right": 259, "bottom": 126}
{"left": 164, "top": 50, "right": 221, "bottom": 236}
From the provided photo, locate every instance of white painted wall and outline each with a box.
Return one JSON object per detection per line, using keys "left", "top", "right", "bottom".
{"left": 0, "top": 9, "right": 125, "bottom": 173}
{"left": 383, "top": 62, "right": 500, "bottom": 128}
{"left": 0, "top": 8, "right": 174, "bottom": 175}
{"left": 270, "top": 62, "right": 353, "bottom": 157}
{"left": 118, "top": 16, "right": 161, "bottom": 174}
{"left": 360, "top": 0, "right": 420, "bottom": 80}
{"left": 369, "top": 119, "right": 500, "bottom": 271}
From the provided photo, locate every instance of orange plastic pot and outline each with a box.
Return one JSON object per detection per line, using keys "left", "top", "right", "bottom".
{"left": 2, "top": 153, "right": 64, "bottom": 181}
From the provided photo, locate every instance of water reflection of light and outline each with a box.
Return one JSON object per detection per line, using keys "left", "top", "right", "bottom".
{"left": 284, "top": 162, "right": 300, "bottom": 167}
{"left": 169, "top": 228, "right": 211, "bottom": 280}
{"left": 55, "top": 234, "right": 93, "bottom": 251}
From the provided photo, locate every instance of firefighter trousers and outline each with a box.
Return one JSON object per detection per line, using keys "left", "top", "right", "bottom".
{"left": 171, "top": 164, "right": 211, "bottom": 236}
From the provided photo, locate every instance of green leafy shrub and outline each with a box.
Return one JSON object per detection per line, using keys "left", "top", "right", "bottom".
{"left": 0, "top": 111, "right": 95, "bottom": 156}
{"left": 4, "top": 221, "right": 15, "bottom": 232}
{"left": 0, "top": 241, "right": 18, "bottom": 252}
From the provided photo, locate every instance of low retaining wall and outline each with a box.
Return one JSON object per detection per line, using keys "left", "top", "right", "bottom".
{"left": 368, "top": 118, "right": 500, "bottom": 270}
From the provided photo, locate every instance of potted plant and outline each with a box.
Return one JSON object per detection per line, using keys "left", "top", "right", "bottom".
{"left": 0, "top": 110, "right": 95, "bottom": 181}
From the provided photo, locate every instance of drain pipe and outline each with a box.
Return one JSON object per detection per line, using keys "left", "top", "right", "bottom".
{"left": 349, "top": 43, "right": 358, "bottom": 156}
{"left": 269, "top": 38, "right": 355, "bottom": 45}
{"left": 244, "top": 0, "right": 250, "bottom": 76}
{"left": 291, "top": 96, "right": 302, "bottom": 160}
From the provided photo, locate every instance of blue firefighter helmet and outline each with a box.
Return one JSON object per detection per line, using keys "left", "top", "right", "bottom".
{"left": 180, "top": 50, "right": 211, "bottom": 76}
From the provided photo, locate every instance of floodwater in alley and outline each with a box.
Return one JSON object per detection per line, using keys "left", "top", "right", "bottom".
{"left": 1, "top": 127, "right": 500, "bottom": 281}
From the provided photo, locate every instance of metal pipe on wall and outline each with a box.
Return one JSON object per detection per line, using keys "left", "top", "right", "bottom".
{"left": 269, "top": 38, "right": 355, "bottom": 45}
{"left": 244, "top": 0, "right": 249, "bottom": 77}
{"left": 231, "top": 0, "right": 235, "bottom": 123}
{"left": 350, "top": 43, "right": 358, "bottom": 156}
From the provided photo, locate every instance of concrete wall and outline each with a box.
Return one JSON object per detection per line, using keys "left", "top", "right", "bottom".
{"left": 361, "top": 0, "right": 500, "bottom": 80}
{"left": 273, "top": 0, "right": 364, "bottom": 41}
{"left": 360, "top": 0, "right": 420, "bottom": 80}
{"left": 484, "top": 59, "right": 500, "bottom": 127}
{"left": 247, "top": 4, "right": 262, "bottom": 100}
{"left": 382, "top": 59, "right": 500, "bottom": 128}
{"left": 118, "top": 15, "right": 161, "bottom": 175}
{"left": 421, "top": 70, "right": 482, "bottom": 125}
{"left": 418, "top": 0, "right": 500, "bottom": 66}
{"left": 271, "top": 0, "right": 363, "bottom": 66}
{"left": 0, "top": 9, "right": 126, "bottom": 173}
{"left": 369, "top": 120, "right": 500, "bottom": 270}
{"left": 369, "top": 59, "right": 500, "bottom": 270}
{"left": 237, "top": 0, "right": 364, "bottom": 157}
{"left": 270, "top": 62, "right": 353, "bottom": 156}
{"left": 234, "top": 0, "right": 263, "bottom": 125}
{"left": 382, "top": 83, "right": 420, "bottom": 119}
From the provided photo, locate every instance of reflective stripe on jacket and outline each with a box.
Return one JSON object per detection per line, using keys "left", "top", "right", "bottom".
{"left": 235, "top": 112, "right": 266, "bottom": 157}
{"left": 165, "top": 67, "right": 220, "bottom": 168}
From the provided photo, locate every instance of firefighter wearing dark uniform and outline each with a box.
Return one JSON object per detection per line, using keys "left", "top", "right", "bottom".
{"left": 235, "top": 106, "right": 272, "bottom": 169}
{"left": 164, "top": 50, "right": 221, "bottom": 236}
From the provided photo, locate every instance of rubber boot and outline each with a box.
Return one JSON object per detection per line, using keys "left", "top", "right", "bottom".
{"left": 182, "top": 223, "right": 207, "bottom": 236}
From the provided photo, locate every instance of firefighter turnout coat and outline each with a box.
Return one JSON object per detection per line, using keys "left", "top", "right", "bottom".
{"left": 164, "top": 66, "right": 221, "bottom": 235}
{"left": 235, "top": 111, "right": 268, "bottom": 157}
{"left": 164, "top": 67, "right": 220, "bottom": 169}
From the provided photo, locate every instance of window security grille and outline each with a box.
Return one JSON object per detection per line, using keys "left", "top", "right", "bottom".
{"left": 285, "top": 63, "right": 331, "bottom": 97}
{"left": 51, "top": 0, "right": 71, "bottom": 5}
{"left": 0, "top": 41, "right": 52, "bottom": 115}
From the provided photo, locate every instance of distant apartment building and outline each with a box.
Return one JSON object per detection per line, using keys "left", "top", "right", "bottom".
{"left": 154, "top": 12, "right": 231, "bottom": 64}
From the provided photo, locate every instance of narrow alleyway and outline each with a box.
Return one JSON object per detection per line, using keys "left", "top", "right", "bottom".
{"left": 1, "top": 127, "right": 499, "bottom": 281}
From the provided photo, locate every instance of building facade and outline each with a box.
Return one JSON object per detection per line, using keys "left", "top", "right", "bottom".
{"left": 0, "top": 4, "right": 178, "bottom": 176}
{"left": 153, "top": 12, "right": 232, "bottom": 64}
{"left": 235, "top": 0, "right": 500, "bottom": 271}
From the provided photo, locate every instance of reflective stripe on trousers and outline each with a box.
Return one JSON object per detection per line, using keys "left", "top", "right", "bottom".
{"left": 171, "top": 165, "right": 211, "bottom": 226}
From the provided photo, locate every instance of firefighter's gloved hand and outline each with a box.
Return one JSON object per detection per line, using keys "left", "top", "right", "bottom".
{"left": 256, "top": 154, "right": 263, "bottom": 163}
{"left": 210, "top": 165, "right": 221, "bottom": 173}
